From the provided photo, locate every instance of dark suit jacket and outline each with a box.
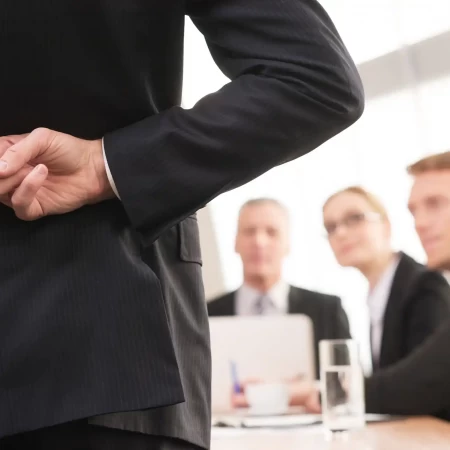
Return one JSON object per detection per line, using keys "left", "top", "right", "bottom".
{"left": 366, "top": 316, "right": 450, "bottom": 421}
{"left": 0, "top": 0, "right": 363, "bottom": 447}
{"left": 375, "top": 252, "right": 450, "bottom": 371}
{"left": 208, "top": 286, "right": 352, "bottom": 377}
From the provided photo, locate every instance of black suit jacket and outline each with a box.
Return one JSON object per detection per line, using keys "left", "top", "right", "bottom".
{"left": 208, "top": 286, "right": 352, "bottom": 377}
{"left": 366, "top": 316, "right": 450, "bottom": 421}
{"left": 0, "top": 0, "right": 363, "bottom": 447}
{"left": 375, "top": 252, "right": 450, "bottom": 371}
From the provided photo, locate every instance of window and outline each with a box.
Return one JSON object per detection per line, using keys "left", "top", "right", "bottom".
{"left": 320, "top": 0, "right": 401, "bottom": 64}
{"left": 397, "top": 0, "right": 450, "bottom": 45}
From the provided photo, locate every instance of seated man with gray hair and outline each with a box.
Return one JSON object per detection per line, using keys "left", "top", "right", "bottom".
{"left": 208, "top": 198, "right": 351, "bottom": 377}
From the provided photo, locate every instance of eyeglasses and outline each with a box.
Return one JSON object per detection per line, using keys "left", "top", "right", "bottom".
{"left": 324, "top": 212, "right": 381, "bottom": 237}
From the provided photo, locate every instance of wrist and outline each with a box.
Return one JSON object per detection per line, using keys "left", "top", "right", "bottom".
{"left": 88, "top": 139, "right": 115, "bottom": 203}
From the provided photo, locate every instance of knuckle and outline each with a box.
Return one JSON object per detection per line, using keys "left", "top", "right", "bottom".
{"left": 11, "top": 194, "right": 24, "bottom": 209}
{"left": 11, "top": 189, "right": 32, "bottom": 209}
{"left": 32, "top": 127, "right": 52, "bottom": 144}
{"left": 33, "top": 127, "right": 50, "bottom": 136}
{"left": 11, "top": 198, "right": 32, "bottom": 221}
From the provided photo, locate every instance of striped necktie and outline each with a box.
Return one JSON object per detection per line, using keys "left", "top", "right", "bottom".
{"left": 253, "top": 294, "right": 273, "bottom": 315}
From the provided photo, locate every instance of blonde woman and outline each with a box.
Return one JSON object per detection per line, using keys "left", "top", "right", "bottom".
{"left": 322, "top": 186, "right": 450, "bottom": 371}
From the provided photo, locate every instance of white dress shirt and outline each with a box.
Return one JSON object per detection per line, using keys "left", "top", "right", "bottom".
{"left": 367, "top": 254, "right": 401, "bottom": 366}
{"left": 102, "top": 138, "right": 120, "bottom": 199}
{"left": 443, "top": 271, "right": 450, "bottom": 285}
{"left": 235, "top": 279, "right": 290, "bottom": 316}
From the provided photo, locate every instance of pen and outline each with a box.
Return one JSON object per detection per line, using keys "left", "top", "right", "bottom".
{"left": 230, "top": 360, "right": 241, "bottom": 394}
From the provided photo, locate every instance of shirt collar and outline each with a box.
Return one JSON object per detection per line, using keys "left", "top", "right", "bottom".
{"left": 239, "top": 279, "right": 290, "bottom": 313}
{"left": 367, "top": 253, "right": 401, "bottom": 323}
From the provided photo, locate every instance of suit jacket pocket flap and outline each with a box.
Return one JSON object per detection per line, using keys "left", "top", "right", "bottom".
{"left": 179, "top": 215, "right": 203, "bottom": 265}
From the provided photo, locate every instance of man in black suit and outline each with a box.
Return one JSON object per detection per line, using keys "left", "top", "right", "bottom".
{"left": 371, "top": 251, "right": 450, "bottom": 372}
{"left": 0, "top": 1, "right": 363, "bottom": 448}
{"left": 208, "top": 198, "right": 351, "bottom": 376}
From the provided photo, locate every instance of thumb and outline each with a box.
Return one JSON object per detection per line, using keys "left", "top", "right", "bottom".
{"left": 0, "top": 128, "right": 51, "bottom": 178}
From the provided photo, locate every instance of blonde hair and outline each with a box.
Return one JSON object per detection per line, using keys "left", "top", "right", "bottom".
{"left": 323, "top": 186, "right": 389, "bottom": 221}
{"left": 407, "top": 151, "right": 450, "bottom": 175}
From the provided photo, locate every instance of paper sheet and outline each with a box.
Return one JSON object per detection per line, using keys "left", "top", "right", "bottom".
{"left": 212, "top": 413, "right": 321, "bottom": 429}
{"left": 212, "top": 413, "right": 402, "bottom": 429}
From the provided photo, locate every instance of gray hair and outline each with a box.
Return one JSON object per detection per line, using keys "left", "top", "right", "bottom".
{"left": 239, "top": 198, "right": 289, "bottom": 219}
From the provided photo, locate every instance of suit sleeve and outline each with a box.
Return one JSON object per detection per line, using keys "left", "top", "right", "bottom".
{"left": 103, "top": 0, "right": 364, "bottom": 243}
{"left": 333, "top": 296, "right": 352, "bottom": 339}
{"left": 365, "top": 318, "right": 450, "bottom": 415}
{"left": 404, "top": 271, "right": 450, "bottom": 355}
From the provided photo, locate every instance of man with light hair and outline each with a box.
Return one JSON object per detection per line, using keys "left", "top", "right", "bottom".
{"left": 407, "top": 151, "right": 450, "bottom": 270}
{"left": 263, "top": 151, "right": 450, "bottom": 419}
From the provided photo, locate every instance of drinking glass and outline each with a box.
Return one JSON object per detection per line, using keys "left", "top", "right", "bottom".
{"left": 319, "top": 339, "right": 365, "bottom": 434}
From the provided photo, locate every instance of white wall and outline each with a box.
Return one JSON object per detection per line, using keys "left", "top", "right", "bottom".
{"left": 197, "top": 207, "right": 225, "bottom": 300}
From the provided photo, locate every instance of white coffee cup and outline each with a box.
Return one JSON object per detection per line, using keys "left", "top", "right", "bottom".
{"left": 246, "top": 382, "right": 289, "bottom": 415}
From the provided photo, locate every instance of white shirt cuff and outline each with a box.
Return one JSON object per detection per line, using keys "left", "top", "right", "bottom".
{"left": 102, "top": 138, "right": 121, "bottom": 200}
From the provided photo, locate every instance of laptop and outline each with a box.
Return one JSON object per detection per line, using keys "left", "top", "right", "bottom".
{"left": 209, "top": 314, "right": 315, "bottom": 413}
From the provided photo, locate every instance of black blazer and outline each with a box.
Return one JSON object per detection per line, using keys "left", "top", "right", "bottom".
{"left": 0, "top": 0, "right": 363, "bottom": 446}
{"left": 366, "top": 317, "right": 450, "bottom": 421}
{"left": 374, "top": 252, "right": 450, "bottom": 371}
{"left": 208, "top": 286, "right": 351, "bottom": 377}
